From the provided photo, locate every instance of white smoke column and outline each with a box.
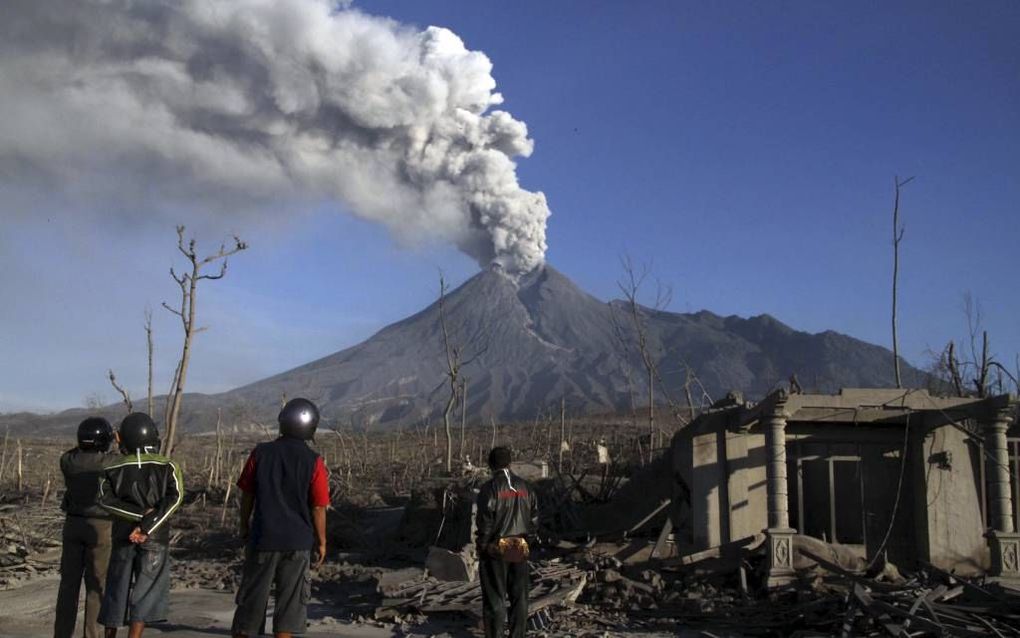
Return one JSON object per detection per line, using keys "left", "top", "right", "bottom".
{"left": 0, "top": 0, "right": 549, "bottom": 274}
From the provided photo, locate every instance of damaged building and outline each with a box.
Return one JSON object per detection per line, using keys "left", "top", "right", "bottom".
{"left": 670, "top": 387, "right": 1019, "bottom": 586}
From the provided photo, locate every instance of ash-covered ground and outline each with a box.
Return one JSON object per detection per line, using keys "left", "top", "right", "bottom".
{"left": 4, "top": 431, "right": 1018, "bottom": 637}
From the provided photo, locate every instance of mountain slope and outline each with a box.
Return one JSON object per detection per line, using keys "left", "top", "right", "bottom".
{"left": 221, "top": 264, "right": 922, "bottom": 426}
{"left": 2, "top": 264, "right": 924, "bottom": 434}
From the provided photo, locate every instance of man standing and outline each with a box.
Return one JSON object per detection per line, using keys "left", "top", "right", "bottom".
{"left": 55, "top": 417, "right": 115, "bottom": 638}
{"left": 97, "top": 413, "right": 183, "bottom": 638}
{"left": 231, "top": 398, "right": 330, "bottom": 638}
{"left": 475, "top": 447, "right": 538, "bottom": 638}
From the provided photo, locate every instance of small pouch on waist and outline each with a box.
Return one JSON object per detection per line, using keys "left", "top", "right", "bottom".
{"left": 495, "top": 536, "right": 529, "bottom": 563}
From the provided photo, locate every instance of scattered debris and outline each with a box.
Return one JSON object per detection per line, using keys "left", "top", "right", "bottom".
{"left": 0, "top": 503, "right": 62, "bottom": 588}
{"left": 375, "top": 560, "right": 586, "bottom": 622}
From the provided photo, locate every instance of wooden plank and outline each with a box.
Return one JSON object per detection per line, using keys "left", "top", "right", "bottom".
{"left": 920, "top": 562, "right": 1009, "bottom": 604}
{"left": 851, "top": 584, "right": 901, "bottom": 636}
{"left": 650, "top": 516, "right": 673, "bottom": 559}
{"left": 627, "top": 498, "right": 671, "bottom": 535}
{"left": 863, "top": 595, "right": 988, "bottom": 638}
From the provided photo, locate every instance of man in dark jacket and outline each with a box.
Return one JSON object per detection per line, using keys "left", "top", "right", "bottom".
{"left": 231, "top": 398, "right": 330, "bottom": 638}
{"left": 55, "top": 416, "right": 115, "bottom": 638}
{"left": 475, "top": 447, "right": 538, "bottom": 638}
{"left": 97, "top": 413, "right": 183, "bottom": 638}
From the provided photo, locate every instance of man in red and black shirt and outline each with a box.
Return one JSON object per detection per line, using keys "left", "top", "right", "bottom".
{"left": 231, "top": 399, "right": 329, "bottom": 638}
{"left": 475, "top": 447, "right": 538, "bottom": 638}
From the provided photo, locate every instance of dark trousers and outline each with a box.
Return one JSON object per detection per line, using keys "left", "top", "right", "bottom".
{"left": 479, "top": 555, "right": 529, "bottom": 638}
{"left": 99, "top": 541, "right": 171, "bottom": 626}
{"left": 231, "top": 549, "right": 311, "bottom": 636}
{"left": 54, "top": 516, "right": 112, "bottom": 638}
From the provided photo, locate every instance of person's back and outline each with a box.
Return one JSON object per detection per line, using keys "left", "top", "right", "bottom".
{"left": 61, "top": 447, "right": 113, "bottom": 519}
{"left": 475, "top": 447, "right": 538, "bottom": 638}
{"left": 245, "top": 436, "right": 322, "bottom": 550}
{"left": 476, "top": 470, "right": 537, "bottom": 542}
{"left": 97, "top": 412, "right": 182, "bottom": 638}
{"left": 232, "top": 398, "right": 329, "bottom": 638}
{"left": 55, "top": 417, "right": 115, "bottom": 638}
{"left": 100, "top": 449, "right": 183, "bottom": 544}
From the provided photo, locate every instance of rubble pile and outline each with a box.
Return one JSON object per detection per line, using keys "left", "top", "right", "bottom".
{"left": 362, "top": 522, "right": 1020, "bottom": 637}
{"left": 171, "top": 558, "right": 242, "bottom": 591}
{"left": 567, "top": 543, "right": 1020, "bottom": 637}
{"left": 0, "top": 503, "right": 62, "bottom": 588}
{"left": 374, "top": 560, "right": 586, "bottom": 622}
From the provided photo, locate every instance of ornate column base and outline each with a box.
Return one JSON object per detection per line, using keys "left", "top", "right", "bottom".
{"left": 987, "top": 531, "right": 1020, "bottom": 583}
{"left": 765, "top": 527, "right": 797, "bottom": 588}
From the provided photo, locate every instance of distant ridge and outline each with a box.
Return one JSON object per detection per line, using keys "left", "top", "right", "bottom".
{"left": 2, "top": 264, "right": 924, "bottom": 434}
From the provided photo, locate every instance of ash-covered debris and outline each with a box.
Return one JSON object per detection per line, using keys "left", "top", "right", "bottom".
{"left": 0, "top": 502, "right": 63, "bottom": 588}
{"left": 335, "top": 462, "right": 1020, "bottom": 637}
{"left": 375, "top": 560, "right": 586, "bottom": 621}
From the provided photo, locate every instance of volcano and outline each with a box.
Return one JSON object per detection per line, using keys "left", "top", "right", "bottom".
{"left": 3, "top": 265, "right": 924, "bottom": 434}
{"left": 217, "top": 265, "right": 921, "bottom": 427}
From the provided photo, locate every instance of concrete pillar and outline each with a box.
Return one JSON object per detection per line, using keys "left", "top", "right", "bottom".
{"left": 984, "top": 411, "right": 1014, "bottom": 534}
{"left": 983, "top": 408, "right": 1019, "bottom": 582}
{"left": 764, "top": 410, "right": 791, "bottom": 529}
{"left": 763, "top": 400, "right": 796, "bottom": 587}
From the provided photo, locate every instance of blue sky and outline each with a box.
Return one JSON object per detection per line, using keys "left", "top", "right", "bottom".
{"left": 2, "top": 1, "right": 1018, "bottom": 411}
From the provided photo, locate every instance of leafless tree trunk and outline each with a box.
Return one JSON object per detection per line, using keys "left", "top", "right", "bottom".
{"left": 931, "top": 295, "right": 1018, "bottom": 398}
{"left": 684, "top": 368, "right": 697, "bottom": 423}
{"left": 558, "top": 397, "right": 565, "bottom": 473}
{"left": 613, "top": 256, "right": 698, "bottom": 450}
{"left": 616, "top": 257, "right": 663, "bottom": 448}
{"left": 436, "top": 272, "right": 486, "bottom": 473}
{"left": 145, "top": 306, "right": 154, "bottom": 416}
{"left": 946, "top": 341, "right": 965, "bottom": 396}
{"left": 107, "top": 369, "right": 133, "bottom": 413}
{"left": 213, "top": 408, "right": 223, "bottom": 486}
{"left": 976, "top": 330, "right": 990, "bottom": 398}
{"left": 0, "top": 427, "right": 9, "bottom": 485}
{"left": 437, "top": 274, "right": 459, "bottom": 474}
{"left": 459, "top": 378, "right": 468, "bottom": 461}
{"left": 891, "top": 175, "right": 914, "bottom": 388}
{"left": 162, "top": 225, "right": 247, "bottom": 455}
{"left": 41, "top": 473, "right": 52, "bottom": 507}
{"left": 16, "top": 440, "right": 23, "bottom": 492}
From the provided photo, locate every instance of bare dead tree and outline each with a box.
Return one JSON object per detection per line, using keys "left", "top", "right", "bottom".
{"left": 145, "top": 306, "right": 154, "bottom": 416}
{"left": 683, "top": 368, "right": 697, "bottom": 422}
{"left": 459, "top": 377, "right": 468, "bottom": 461}
{"left": 559, "top": 396, "right": 565, "bottom": 473}
{"left": 107, "top": 369, "right": 133, "bottom": 413}
{"left": 161, "top": 225, "right": 248, "bottom": 455}
{"left": 942, "top": 341, "right": 966, "bottom": 396}
{"left": 437, "top": 273, "right": 460, "bottom": 474}
{"left": 611, "top": 256, "right": 699, "bottom": 449}
{"left": 616, "top": 256, "right": 665, "bottom": 448}
{"left": 929, "top": 294, "right": 1019, "bottom": 398}
{"left": 83, "top": 393, "right": 105, "bottom": 411}
{"left": 436, "top": 273, "right": 486, "bottom": 473}
{"left": 891, "top": 175, "right": 915, "bottom": 388}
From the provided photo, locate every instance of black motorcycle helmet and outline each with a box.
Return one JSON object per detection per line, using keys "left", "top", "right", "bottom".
{"left": 119, "top": 412, "right": 161, "bottom": 454}
{"left": 77, "top": 417, "right": 113, "bottom": 452}
{"left": 278, "top": 398, "right": 320, "bottom": 440}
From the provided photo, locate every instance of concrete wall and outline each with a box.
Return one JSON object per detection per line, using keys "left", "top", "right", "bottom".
{"left": 672, "top": 425, "right": 767, "bottom": 552}
{"left": 672, "top": 410, "right": 997, "bottom": 573}
{"left": 729, "top": 432, "right": 767, "bottom": 542}
{"left": 691, "top": 427, "right": 723, "bottom": 549}
{"left": 918, "top": 424, "right": 989, "bottom": 574}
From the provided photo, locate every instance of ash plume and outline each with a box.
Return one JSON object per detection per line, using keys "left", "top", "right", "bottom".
{"left": 0, "top": 0, "right": 549, "bottom": 274}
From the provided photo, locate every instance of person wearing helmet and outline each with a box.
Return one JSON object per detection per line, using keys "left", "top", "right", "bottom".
{"left": 231, "top": 398, "right": 330, "bottom": 638}
{"left": 96, "top": 413, "right": 183, "bottom": 638}
{"left": 55, "top": 416, "right": 116, "bottom": 638}
{"left": 475, "top": 446, "right": 539, "bottom": 638}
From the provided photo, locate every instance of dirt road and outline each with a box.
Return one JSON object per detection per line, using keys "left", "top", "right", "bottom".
{"left": 0, "top": 577, "right": 403, "bottom": 638}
